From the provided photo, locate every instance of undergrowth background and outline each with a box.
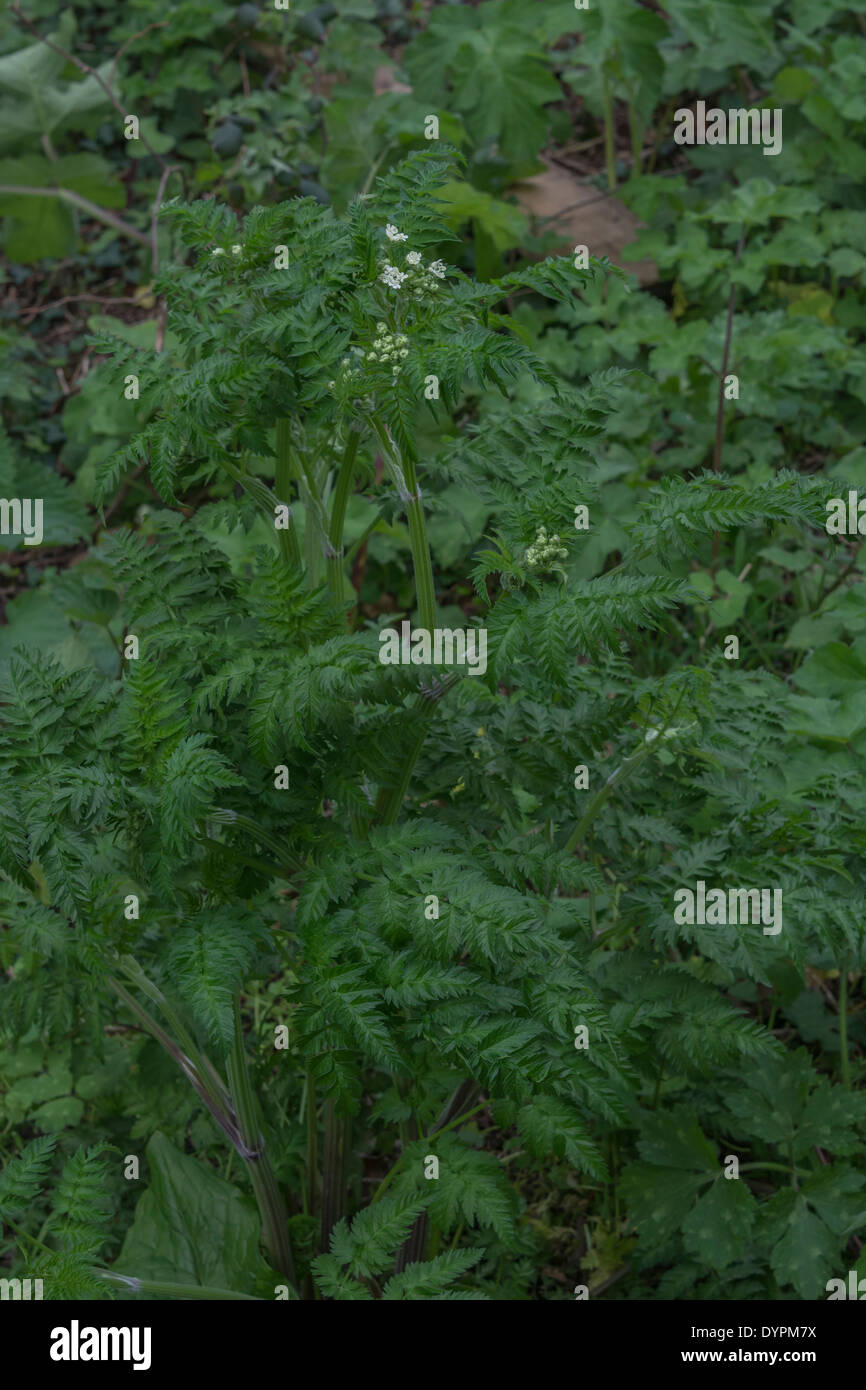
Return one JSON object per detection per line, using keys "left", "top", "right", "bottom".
{"left": 1, "top": 0, "right": 865, "bottom": 1302}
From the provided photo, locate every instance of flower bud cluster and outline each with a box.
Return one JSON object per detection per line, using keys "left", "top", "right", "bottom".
{"left": 328, "top": 346, "right": 375, "bottom": 405}
{"left": 366, "top": 324, "right": 409, "bottom": 376}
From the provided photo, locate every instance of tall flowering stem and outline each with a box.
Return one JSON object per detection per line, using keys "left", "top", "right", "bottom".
{"left": 369, "top": 415, "right": 437, "bottom": 632}
{"left": 327, "top": 426, "right": 361, "bottom": 605}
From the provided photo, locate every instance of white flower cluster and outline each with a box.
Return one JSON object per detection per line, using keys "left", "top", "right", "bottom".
{"left": 378, "top": 224, "right": 448, "bottom": 298}
{"left": 524, "top": 525, "right": 568, "bottom": 571}
{"left": 210, "top": 245, "right": 243, "bottom": 258}
{"left": 380, "top": 263, "right": 407, "bottom": 289}
{"left": 366, "top": 323, "right": 409, "bottom": 376}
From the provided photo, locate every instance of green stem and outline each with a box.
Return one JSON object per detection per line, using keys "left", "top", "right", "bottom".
{"left": 738, "top": 1162, "right": 809, "bottom": 1177}
{"left": 563, "top": 695, "right": 688, "bottom": 856}
{"left": 628, "top": 102, "right": 643, "bottom": 176}
{"left": 650, "top": 1063, "right": 663, "bottom": 1110}
{"left": 0, "top": 184, "right": 151, "bottom": 248}
{"left": 106, "top": 973, "right": 300, "bottom": 1288}
{"left": 1, "top": 1214, "right": 55, "bottom": 1258}
{"left": 227, "top": 995, "right": 297, "bottom": 1289}
{"left": 275, "top": 418, "right": 303, "bottom": 569}
{"left": 374, "top": 672, "right": 461, "bottom": 826}
{"left": 305, "top": 1064, "right": 318, "bottom": 1218}
{"left": 563, "top": 740, "right": 653, "bottom": 855}
{"left": 839, "top": 962, "right": 851, "bottom": 1090}
{"left": 370, "top": 416, "right": 436, "bottom": 631}
{"left": 326, "top": 428, "right": 361, "bottom": 605}
{"left": 602, "top": 68, "right": 617, "bottom": 190}
{"left": 97, "top": 1270, "right": 264, "bottom": 1300}
{"left": 405, "top": 484, "right": 437, "bottom": 631}
{"left": 319, "top": 1100, "right": 349, "bottom": 1253}
{"left": 209, "top": 809, "right": 305, "bottom": 873}
{"left": 108, "top": 970, "right": 230, "bottom": 1122}
{"left": 294, "top": 446, "right": 333, "bottom": 587}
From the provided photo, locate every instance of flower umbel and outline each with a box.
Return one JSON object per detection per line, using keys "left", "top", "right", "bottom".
{"left": 380, "top": 263, "right": 407, "bottom": 289}
{"left": 367, "top": 330, "right": 409, "bottom": 376}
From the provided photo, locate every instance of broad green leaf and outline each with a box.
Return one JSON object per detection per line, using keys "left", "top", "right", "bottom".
{"left": 767, "top": 1192, "right": 839, "bottom": 1299}
{"left": 114, "top": 1132, "right": 263, "bottom": 1293}
{"left": 30, "top": 1096, "right": 85, "bottom": 1131}
{"left": 404, "top": 2, "right": 560, "bottom": 164}
{"left": 434, "top": 180, "right": 527, "bottom": 253}
{"left": 802, "top": 1167, "right": 866, "bottom": 1237}
{"left": 634, "top": 1106, "right": 718, "bottom": 1172}
{"left": 620, "top": 1161, "right": 709, "bottom": 1243}
{"left": 0, "top": 13, "right": 114, "bottom": 149}
{"left": 681, "top": 1178, "right": 757, "bottom": 1268}
{"left": 793, "top": 641, "right": 866, "bottom": 698}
